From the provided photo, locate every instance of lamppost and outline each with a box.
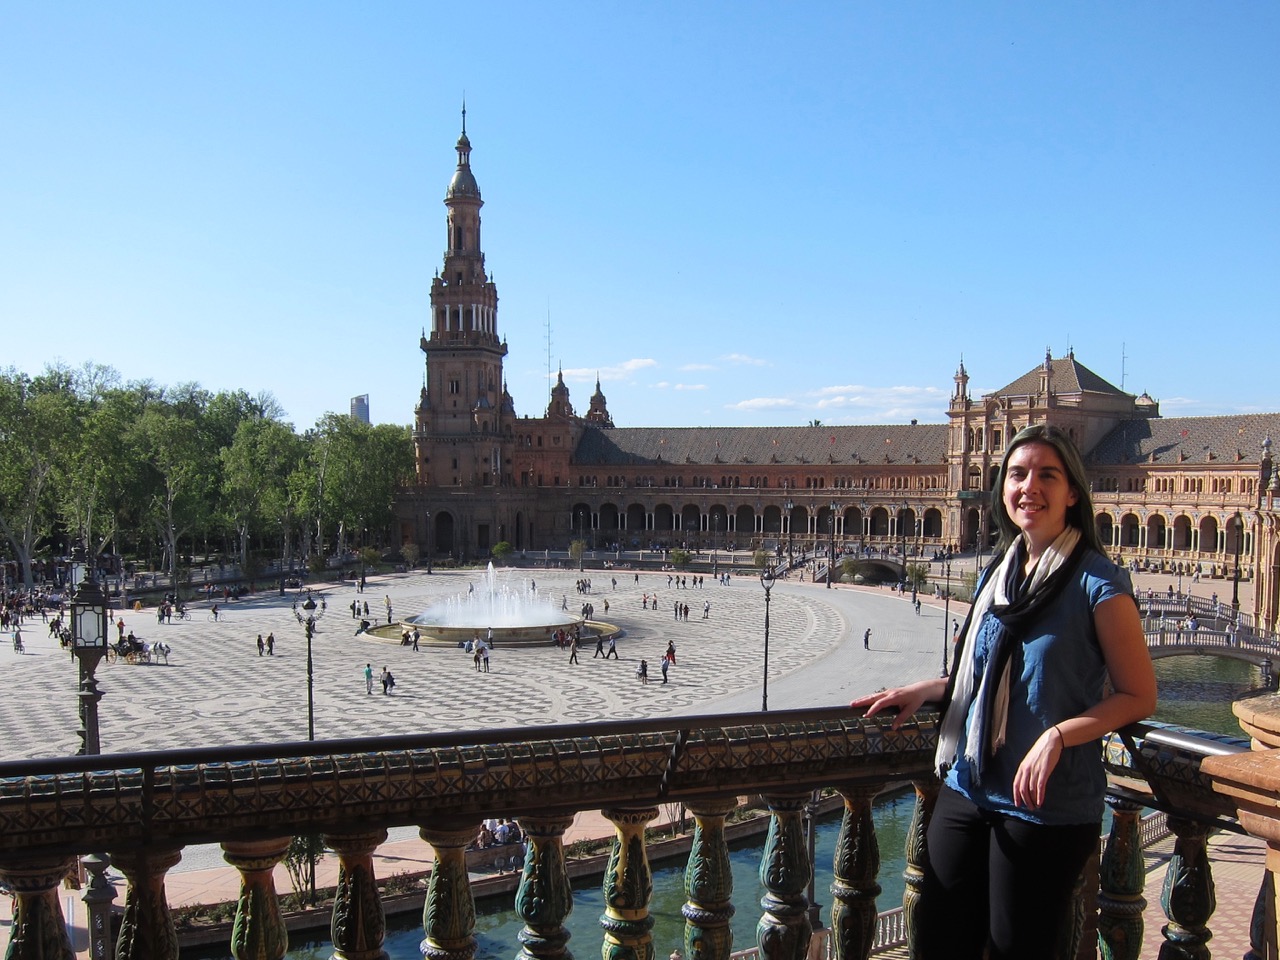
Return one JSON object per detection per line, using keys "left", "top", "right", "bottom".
{"left": 69, "top": 555, "right": 110, "bottom": 756}
{"left": 761, "top": 566, "right": 774, "bottom": 712}
{"left": 69, "top": 553, "right": 116, "bottom": 960}
{"left": 827, "top": 501, "right": 838, "bottom": 589}
{"left": 784, "top": 499, "right": 795, "bottom": 569}
{"left": 294, "top": 593, "right": 327, "bottom": 741}
{"left": 900, "top": 500, "right": 910, "bottom": 588}
{"left": 859, "top": 499, "right": 868, "bottom": 557}
{"left": 713, "top": 511, "right": 720, "bottom": 577}
{"left": 1232, "top": 512, "right": 1244, "bottom": 619}
{"left": 941, "top": 562, "right": 952, "bottom": 677}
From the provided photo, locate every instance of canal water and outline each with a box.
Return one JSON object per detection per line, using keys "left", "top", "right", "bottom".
{"left": 203, "top": 656, "right": 1262, "bottom": 960}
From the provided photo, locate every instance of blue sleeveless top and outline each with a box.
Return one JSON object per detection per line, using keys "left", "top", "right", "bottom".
{"left": 943, "top": 549, "right": 1134, "bottom": 825}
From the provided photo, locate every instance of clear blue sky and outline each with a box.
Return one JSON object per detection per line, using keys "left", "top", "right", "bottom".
{"left": 3, "top": 3, "right": 1276, "bottom": 431}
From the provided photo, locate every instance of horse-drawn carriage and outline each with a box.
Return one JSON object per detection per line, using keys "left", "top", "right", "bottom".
{"left": 109, "top": 635, "right": 168, "bottom": 665}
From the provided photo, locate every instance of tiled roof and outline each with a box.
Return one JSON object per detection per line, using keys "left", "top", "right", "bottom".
{"left": 1089, "top": 414, "right": 1280, "bottom": 466}
{"left": 573, "top": 424, "right": 949, "bottom": 467}
{"left": 993, "top": 355, "right": 1127, "bottom": 399}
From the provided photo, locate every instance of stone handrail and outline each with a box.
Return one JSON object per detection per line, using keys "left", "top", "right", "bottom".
{"left": 0, "top": 709, "right": 1264, "bottom": 960}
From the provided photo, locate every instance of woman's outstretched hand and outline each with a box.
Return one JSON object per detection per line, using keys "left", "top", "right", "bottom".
{"left": 850, "top": 677, "right": 948, "bottom": 730}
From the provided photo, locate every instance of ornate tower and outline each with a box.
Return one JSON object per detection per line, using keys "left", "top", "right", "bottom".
{"left": 415, "top": 110, "right": 511, "bottom": 487}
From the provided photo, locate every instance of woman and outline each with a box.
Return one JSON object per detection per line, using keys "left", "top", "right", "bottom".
{"left": 851, "top": 424, "right": 1155, "bottom": 959}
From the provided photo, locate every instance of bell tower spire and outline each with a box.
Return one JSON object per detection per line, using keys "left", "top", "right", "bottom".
{"left": 416, "top": 112, "right": 510, "bottom": 485}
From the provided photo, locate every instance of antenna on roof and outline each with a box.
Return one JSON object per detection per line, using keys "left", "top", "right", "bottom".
{"left": 1120, "top": 341, "right": 1127, "bottom": 391}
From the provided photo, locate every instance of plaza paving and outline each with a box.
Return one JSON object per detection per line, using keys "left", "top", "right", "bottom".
{"left": 0, "top": 565, "right": 956, "bottom": 761}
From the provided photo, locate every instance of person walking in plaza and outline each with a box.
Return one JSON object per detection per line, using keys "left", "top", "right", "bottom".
{"left": 665, "top": 640, "right": 676, "bottom": 665}
{"left": 863, "top": 628, "right": 871, "bottom": 650}
{"left": 266, "top": 632, "right": 274, "bottom": 655}
{"left": 660, "top": 653, "right": 670, "bottom": 684}
{"left": 606, "top": 636, "right": 619, "bottom": 659}
{"left": 380, "top": 666, "right": 390, "bottom": 694}
{"left": 569, "top": 634, "right": 579, "bottom": 664}
{"left": 350, "top": 599, "right": 358, "bottom": 619}
{"left": 481, "top": 643, "right": 490, "bottom": 673}
{"left": 702, "top": 600, "right": 710, "bottom": 620}
{"left": 257, "top": 634, "right": 265, "bottom": 656}
{"left": 636, "top": 658, "right": 648, "bottom": 684}
{"left": 594, "top": 634, "right": 606, "bottom": 658}
{"left": 364, "top": 663, "right": 374, "bottom": 695}
{"left": 851, "top": 424, "right": 1155, "bottom": 960}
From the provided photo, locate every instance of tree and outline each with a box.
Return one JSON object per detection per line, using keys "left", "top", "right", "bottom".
{"left": 752, "top": 549, "right": 769, "bottom": 569}
{"left": 905, "top": 562, "right": 931, "bottom": 593}
{"left": 400, "top": 542, "right": 419, "bottom": 568}
{"left": 310, "top": 415, "right": 414, "bottom": 556}
{"left": 221, "top": 414, "right": 301, "bottom": 572}
{"left": 669, "top": 548, "right": 691, "bottom": 569}
{"left": 568, "top": 539, "right": 586, "bottom": 567}
{"left": 0, "top": 368, "right": 79, "bottom": 588}
{"left": 491, "top": 541, "right": 513, "bottom": 563}
{"left": 134, "top": 392, "right": 216, "bottom": 589}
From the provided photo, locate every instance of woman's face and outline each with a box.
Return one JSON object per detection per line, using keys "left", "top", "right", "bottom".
{"left": 1002, "top": 441, "right": 1078, "bottom": 546}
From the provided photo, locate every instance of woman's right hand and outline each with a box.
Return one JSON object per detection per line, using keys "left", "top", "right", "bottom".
{"left": 850, "top": 677, "right": 948, "bottom": 730}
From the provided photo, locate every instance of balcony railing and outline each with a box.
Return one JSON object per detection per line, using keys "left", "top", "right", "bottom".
{"left": 0, "top": 707, "right": 1269, "bottom": 960}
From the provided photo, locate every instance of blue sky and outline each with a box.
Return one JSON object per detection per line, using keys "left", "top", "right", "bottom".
{"left": 3, "top": 3, "right": 1276, "bottom": 431}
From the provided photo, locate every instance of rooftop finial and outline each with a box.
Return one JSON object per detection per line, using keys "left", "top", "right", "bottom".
{"left": 461, "top": 97, "right": 467, "bottom": 136}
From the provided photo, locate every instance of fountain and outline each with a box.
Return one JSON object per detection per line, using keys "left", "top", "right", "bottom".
{"left": 400, "top": 563, "right": 590, "bottom": 647}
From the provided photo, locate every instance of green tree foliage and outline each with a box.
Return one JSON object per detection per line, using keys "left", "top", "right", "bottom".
{"left": 905, "top": 562, "right": 931, "bottom": 593}
{"left": 669, "top": 548, "right": 691, "bottom": 569}
{"left": 0, "top": 368, "right": 80, "bottom": 587}
{"left": 0, "top": 361, "right": 416, "bottom": 586}
{"left": 491, "top": 540, "right": 513, "bottom": 563}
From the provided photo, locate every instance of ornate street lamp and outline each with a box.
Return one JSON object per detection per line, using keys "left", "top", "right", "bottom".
{"left": 760, "top": 566, "right": 775, "bottom": 712}
{"left": 1232, "top": 512, "right": 1244, "bottom": 619}
{"left": 827, "top": 501, "right": 839, "bottom": 589}
{"left": 294, "top": 593, "right": 327, "bottom": 741}
{"left": 784, "top": 499, "right": 795, "bottom": 569}
{"left": 70, "top": 560, "right": 110, "bottom": 756}
{"left": 69, "top": 551, "right": 116, "bottom": 958}
{"left": 859, "top": 499, "right": 868, "bottom": 557}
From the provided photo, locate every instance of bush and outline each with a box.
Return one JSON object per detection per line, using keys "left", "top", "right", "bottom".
{"left": 669, "top": 548, "right": 691, "bottom": 569}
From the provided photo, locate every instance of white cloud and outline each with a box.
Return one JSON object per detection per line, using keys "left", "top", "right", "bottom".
{"left": 728, "top": 397, "right": 800, "bottom": 410}
{"left": 674, "top": 383, "right": 707, "bottom": 391}
{"left": 680, "top": 363, "right": 716, "bottom": 372}
{"left": 561, "top": 358, "right": 657, "bottom": 383}
{"left": 721, "top": 353, "right": 768, "bottom": 367}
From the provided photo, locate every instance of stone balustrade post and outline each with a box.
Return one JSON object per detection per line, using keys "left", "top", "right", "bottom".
{"left": 514, "top": 814, "right": 576, "bottom": 960}
{"left": 757, "top": 792, "right": 813, "bottom": 960}
{"left": 0, "top": 856, "right": 77, "bottom": 960}
{"left": 682, "top": 798, "right": 738, "bottom": 960}
{"left": 1158, "top": 816, "right": 1216, "bottom": 960}
{"left": 111, "top": 846, "right": 182, "bottom": 960}
{"left": 323, "top": 828, "right": 389, "bottom": 960}
{"left": 829, "top": 786, "right": 881, "bottom": 960}
{"left": 222, "top": 837, "right": 292, "bottom": 960}
{"left": 902, "top": 779, "right": 939, "bottom": 956}
{"left": 1097, "top": 797, "right": 1146, "bottom": 960}
{"left": 600, "top": 805, "right": 658, "bottom": 960}
{"left": 420, "top": 822, "right": 480, "bottom": 960}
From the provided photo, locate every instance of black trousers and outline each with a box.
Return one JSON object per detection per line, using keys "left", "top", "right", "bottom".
{"left": 915, "top": 784, "right": 1097, "bottom": 960}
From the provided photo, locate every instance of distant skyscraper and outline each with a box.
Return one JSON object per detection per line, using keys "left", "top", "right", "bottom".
{"left": 350, "top": 394, "right": 370, "bottom": 424}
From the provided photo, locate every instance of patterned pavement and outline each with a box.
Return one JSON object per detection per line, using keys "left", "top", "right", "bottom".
{"left": 0, "top": 567, "right": 947, "bottom": 760}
